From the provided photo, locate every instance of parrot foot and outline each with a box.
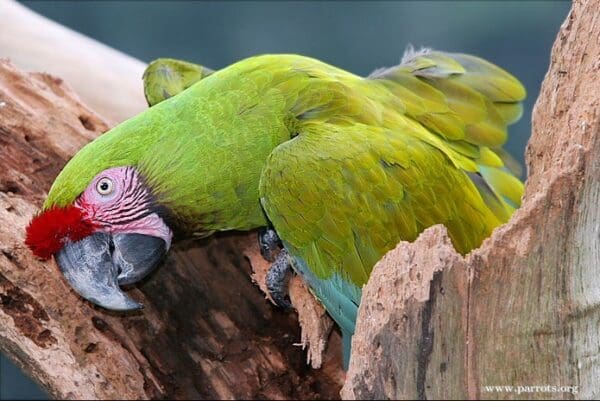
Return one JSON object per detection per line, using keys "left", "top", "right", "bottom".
{"left": 266, "top": 248, "right": 292, "bottom": 309}
{"left": 258, "top": 227, "right": 281, "bottom": 262}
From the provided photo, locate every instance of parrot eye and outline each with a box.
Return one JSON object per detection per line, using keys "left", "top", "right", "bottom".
{"left": 96, "top": 177, "right": 114, "bottom": 196}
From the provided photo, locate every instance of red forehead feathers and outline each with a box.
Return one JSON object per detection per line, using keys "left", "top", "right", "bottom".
{"left": 25, "top": 206, "right": 98, "bottom": 259}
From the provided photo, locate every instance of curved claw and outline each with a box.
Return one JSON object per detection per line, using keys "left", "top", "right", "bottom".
{"left": 258, "top": 227, "right": 281, "bottom": 263}
{"left": 266, "top": 248, "right": 292, "bottom": 309}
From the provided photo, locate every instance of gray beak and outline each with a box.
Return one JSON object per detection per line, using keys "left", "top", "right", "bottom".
{"left": 56, "top": 232, "right": 166, "bottom": 311}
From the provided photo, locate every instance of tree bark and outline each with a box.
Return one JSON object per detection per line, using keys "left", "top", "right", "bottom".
{"left": 342, "top": 0, "right": 599, "bottom": 399}
{"left": 0, "top": 3, "right": 343, "bottom": 398}
{"left": 0, "top": 58, "right": 344, "bottom": 400}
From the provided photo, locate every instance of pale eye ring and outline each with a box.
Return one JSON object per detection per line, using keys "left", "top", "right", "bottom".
{"left": 96, "top": 177, "right": 114, "bottom": 196}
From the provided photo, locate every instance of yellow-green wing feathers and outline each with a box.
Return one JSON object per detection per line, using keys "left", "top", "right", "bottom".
{"left": 370, "top": 48, "right": 526, "bottom": 220}
{"left": 143, "top": 58, "right": 214, "bottom": 107}
{"left": 261, "top": 121, "right": 501, "bottom": 288}
{"left": 259, "top": 50, "right": 526, "bottom": 330}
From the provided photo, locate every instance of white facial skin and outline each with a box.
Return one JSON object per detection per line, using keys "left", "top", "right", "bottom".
{"left": 75, "top": 166, "right": 173, "bottom": 249}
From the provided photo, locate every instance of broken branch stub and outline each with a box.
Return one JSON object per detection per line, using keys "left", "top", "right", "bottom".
{"left": 343, "top": 0, "right": 600, "bottom": 399}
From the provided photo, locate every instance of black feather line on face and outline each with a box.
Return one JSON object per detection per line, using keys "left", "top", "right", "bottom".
{"left": 133, "top": 168, "right": 183, "bottom": 235}
{"left": 131, "top": 155, "right": 219, "bottom": 238}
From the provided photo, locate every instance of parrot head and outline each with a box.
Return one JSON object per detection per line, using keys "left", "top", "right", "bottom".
{"left": 23, "top": 56, "right": 279, "bottom": 311}
{"left": 26, "top": 164, "right": 172, "bottom": 310}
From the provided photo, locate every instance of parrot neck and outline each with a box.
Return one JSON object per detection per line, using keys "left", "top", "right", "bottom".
{"left": 131, "top": 85, "right": 295, "bottom": 236}
{"left": 48, "top": 58, "right": 303, "bottom": 237}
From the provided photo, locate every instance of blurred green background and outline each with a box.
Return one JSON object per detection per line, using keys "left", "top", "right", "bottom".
{"left": 1, "top": 1, "right": 570, "bottom": 399}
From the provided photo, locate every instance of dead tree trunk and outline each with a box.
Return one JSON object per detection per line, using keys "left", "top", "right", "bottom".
{"left": 343, "top": 0, "right": 599, "bottom": 399}
{"left": 0, "top": 58, "right": 343, "bottom": 399}
{"left": 0, "top": 3, "right": 343, "bottom": 399}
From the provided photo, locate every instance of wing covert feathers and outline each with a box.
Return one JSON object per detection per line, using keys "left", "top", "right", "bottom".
{"left": 254, "top": 51, "right": 526, "bottom": 332}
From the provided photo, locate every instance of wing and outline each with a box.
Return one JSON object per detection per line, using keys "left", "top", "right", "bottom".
{"left": 259, "top": 50, "right": 525, "bottom": 336}
{"left": 259, "top": 121, "right": 502, "bottom": 335}
{"left": 369, "top": 48, "right": 526, "bottom": 217}
{"left": 143, "top": 58, "right": 214, "bottom": 107}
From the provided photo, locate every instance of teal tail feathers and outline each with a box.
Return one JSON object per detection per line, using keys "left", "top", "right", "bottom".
{"left": 286, "top": 246, "right": 360, "bottom": 369}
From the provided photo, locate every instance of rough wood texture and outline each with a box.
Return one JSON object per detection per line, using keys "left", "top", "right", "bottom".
{"left": 243, "top": 243, "right": 340, "bottom": 370}
{"left": 0, "top": 59, "right": 343, "bottom": 399}
{"left": 342, "top": 0, "right": 599, "bottom": 399}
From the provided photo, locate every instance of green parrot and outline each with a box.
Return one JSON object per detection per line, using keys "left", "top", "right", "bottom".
{"left": 25, "top": 49, "right": 525, "bottom": 363}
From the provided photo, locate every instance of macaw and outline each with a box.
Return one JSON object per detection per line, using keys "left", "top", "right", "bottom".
{"left": 25, "top": 49, "right": 525, "bottom": 362}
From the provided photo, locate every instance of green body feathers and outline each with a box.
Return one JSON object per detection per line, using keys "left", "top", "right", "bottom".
{"left": 46, "top": 51, "right": 525, "bottom": 346}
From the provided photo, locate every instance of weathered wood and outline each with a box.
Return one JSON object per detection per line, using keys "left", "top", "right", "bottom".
{"left": 244, "top": 244, "right": 340, "bottom": 370}
{"left": 0, "top": 59, "right": 343, "bottom": 399}
{"left": 1, "top": 1, "right": 346, "bottom": 398}
{"left": 342, "top": 0, "right": 599, "bottom": 399}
